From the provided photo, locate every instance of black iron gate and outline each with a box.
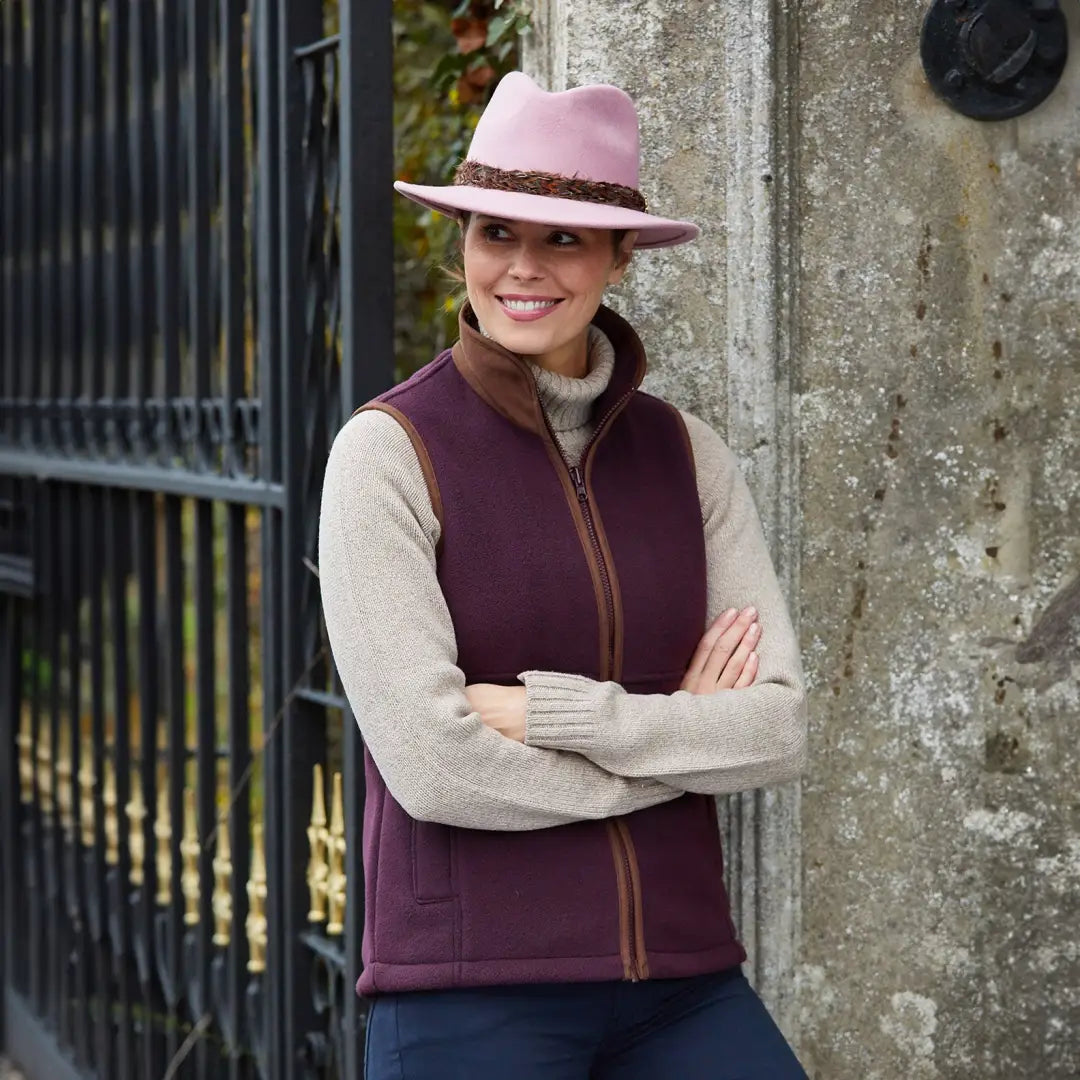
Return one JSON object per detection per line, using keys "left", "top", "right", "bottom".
{"left": 0, "top": 1, "right": 393, "bottom": 1077}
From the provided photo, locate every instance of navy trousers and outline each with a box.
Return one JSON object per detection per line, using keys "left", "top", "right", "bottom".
{"left": 364, "top": 967, "right": 807, "bottom": 1079}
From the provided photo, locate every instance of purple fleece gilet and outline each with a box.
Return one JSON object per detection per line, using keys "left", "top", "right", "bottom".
{"left": 354, "top": 307, "right": 745, "bottom": 994}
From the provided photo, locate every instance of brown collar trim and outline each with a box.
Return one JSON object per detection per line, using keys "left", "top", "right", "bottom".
{"left": 450, "top": 302, "right": 648, "bottom": 439}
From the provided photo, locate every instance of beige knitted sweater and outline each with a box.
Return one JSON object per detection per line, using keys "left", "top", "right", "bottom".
{"left": 318, "top": 327, "right": 807, "bottom": 832}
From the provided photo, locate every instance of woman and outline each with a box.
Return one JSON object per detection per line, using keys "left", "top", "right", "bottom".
{"left": 319, "top": 71, "right": 808, "bottom": 1079}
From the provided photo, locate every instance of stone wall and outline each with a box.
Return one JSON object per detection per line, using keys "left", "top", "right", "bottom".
{"left": 526, "top": 2, "right": 1080, "bottom": 1077}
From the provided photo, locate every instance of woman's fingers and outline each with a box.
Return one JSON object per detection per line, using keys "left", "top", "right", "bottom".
{"left": 680, "top": 608, "right": 738, "bottom": 689}
{"left": 682, "top": 607, "right": 760, "bottom": 693}
{"left": 731, "top": 650, "right": 759, "bottom": 689}
{"left": 465, "top": 683, "right": 527, "bottom": 741}
{"left": 700, "top": 608, "right": 759, "bottom": 688}
{"left": 711, "top": 619, "right": 760, "bottom": 689}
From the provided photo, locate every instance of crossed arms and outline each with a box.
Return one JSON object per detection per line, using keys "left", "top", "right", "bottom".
{"left": 318, "top": 408, "right": 807, "bottom": 832}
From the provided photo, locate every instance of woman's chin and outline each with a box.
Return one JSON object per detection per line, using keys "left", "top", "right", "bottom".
{"left": 488, "top": 324, "right": 556, "bottom": 356}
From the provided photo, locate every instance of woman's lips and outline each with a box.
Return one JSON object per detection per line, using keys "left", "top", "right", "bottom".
{"left": 496, "top": 296, "right": 563, "bottom": 322}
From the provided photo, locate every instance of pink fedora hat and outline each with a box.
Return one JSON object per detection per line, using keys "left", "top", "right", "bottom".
{"left": 394, "top": 72, "right": 699, "bottom": 250}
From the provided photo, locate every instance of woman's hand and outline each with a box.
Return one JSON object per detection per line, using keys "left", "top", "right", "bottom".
{"left": 680, "top": 606, "right": 760, "bottom": 694}
{"left": 465, "top": 683, "right": 528, "bottom": 742}
{"left": 469, "top": 608, "right": 759, "bottom": 742}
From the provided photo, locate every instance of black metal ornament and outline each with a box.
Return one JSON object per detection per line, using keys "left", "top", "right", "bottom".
{"left": 921, "top": 0, "right": 1070, "bottom": 120}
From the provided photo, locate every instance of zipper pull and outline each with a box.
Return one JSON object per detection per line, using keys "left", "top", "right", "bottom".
{"left": 569, "top": 465, "right": 588, "bottom": 502}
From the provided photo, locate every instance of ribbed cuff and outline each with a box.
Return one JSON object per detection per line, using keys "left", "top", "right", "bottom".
{"left": 518, "top": 670, "right": 604, "bottom": 753}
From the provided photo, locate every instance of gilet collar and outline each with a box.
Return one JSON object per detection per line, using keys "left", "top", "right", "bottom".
{"left": 451, "top": 302, "right": 648, "bottom": 439}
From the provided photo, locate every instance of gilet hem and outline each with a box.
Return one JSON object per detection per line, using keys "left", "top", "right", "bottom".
{"left": 356, "top": 942, "right": 746, "bottom": 997}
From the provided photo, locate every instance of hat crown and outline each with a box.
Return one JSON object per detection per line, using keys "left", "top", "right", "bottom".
{"left": 466, "top": 72, "right": 641, "bottom": 189}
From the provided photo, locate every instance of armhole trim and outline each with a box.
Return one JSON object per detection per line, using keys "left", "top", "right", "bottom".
{"left": 666, "top": 403, "right": 697, "bottom": 488}
{"left": 354, "top": 402, "right": 446, "bottom": 561}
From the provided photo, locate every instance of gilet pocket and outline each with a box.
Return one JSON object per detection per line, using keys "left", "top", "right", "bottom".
{"left": 411, "top": 818, "right": 456, "bottom": 902}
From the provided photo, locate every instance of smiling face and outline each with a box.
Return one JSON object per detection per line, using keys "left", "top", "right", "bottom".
{"left": 462, "top": 215, "right": 635, "bottom": 377}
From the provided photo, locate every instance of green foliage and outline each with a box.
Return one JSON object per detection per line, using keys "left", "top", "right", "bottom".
{"left": 393, "top": 0, "right": 531, "bottom": 380}
{"left": 22, "top": 648, "right": 52, "bottom": 692}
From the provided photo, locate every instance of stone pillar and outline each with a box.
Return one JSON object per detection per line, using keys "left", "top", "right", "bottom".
{"left": 525, "top": 0, "right": 805, "bottom": 1039}
{"left": 526, "top": 2, "right": 1080, "bottom": 1077}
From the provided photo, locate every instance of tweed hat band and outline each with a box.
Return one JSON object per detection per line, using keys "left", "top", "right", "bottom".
{"left": 453, "top": 160, "right": 649, "bottom": 215}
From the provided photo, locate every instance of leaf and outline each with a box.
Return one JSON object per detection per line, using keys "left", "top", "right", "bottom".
{"left": 485, "top": 13, "right": 510, "bottom": 46}
{"left": 432, "top": 52, "right": 466, "bottom": 93}
{"left": 466, "top": 53, "right": 494, "bottom": 75}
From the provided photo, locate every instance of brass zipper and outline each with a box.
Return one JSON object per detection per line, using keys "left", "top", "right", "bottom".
{"left": 607, "top": 820, "right": 645, "bottom": 981}
{"left": 569, "top": 463, "right": 615, "bottom": 679}
{"left": 542, "top": 389, "right": 646, "bottom": 981}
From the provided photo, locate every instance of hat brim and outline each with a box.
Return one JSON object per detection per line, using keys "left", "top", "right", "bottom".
{"left": 394, "top": 181, "right": 699, "bottom": 250}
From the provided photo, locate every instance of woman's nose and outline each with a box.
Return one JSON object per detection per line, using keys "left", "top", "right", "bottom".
{"left": 508, "top": 245, "right": 543, "bottom": 280}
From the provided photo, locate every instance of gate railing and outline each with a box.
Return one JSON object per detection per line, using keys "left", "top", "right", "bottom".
{"left": 0, "top": 2, "right": 393, "bottom": 1078}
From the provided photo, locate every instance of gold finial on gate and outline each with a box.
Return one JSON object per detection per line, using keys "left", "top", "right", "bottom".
{"left": 181, "top": 789, "right": 200, "bottom": 926}
{"left": 326, "top": 772, "right": 346, "bottom": 936}
{"left": 17, "top": 709, "right": 33, "bottom": 804}
{"left": 36, "top": 728, "right": 53, "bottom": 814}
{"left": 103, "top": 759, "right": 119, "bottom": 866}
{"left": 212, "top": 812, "right": 233, "bottom": 947}
{"left": 306, "top": 764, "right": 329, "bottom": 923}
{"left": 126, "top": 771, "right": 148, "bottom": 886}
{"left": 246, "top": 823, "right": 268, "bottom": 973}
{"left": 79, "top": 737, "right": 96, "bottom": 847}
{"left": 57, "top": 725, "right": 74, "bottom": 834}
{"left": 154, "top": 780, "right": 173, "bottom": 905}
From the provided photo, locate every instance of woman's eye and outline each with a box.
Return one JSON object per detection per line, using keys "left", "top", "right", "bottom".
{"left": 483, "top": 224, "right": 512, "bottom": 241}
{"left": 550, "top": 231, "right": 580, "bottom": 246}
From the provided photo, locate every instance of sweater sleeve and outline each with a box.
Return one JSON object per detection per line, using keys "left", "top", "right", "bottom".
{"left": 520, "top": 409, "right": 807, "bottom": 795}
{"left": 318, "top": 409, "right": 684, "bottom": 831}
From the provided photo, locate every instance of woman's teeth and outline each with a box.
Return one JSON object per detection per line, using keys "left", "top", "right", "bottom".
{"left": 500, "top": 298, "right": 558, "bottom": 312}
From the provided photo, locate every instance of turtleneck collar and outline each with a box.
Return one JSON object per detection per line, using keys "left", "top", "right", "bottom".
{"left": 450, "top": 301, "right": 648, "bottom": 440}
{"left": 529, "top": 326, "right": 615, "bottom": 435}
